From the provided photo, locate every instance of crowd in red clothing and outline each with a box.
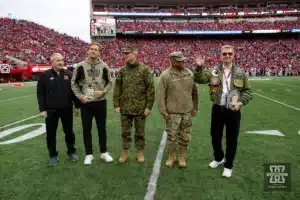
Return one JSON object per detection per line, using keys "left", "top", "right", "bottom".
{"left": 0, "top": 17, "right": 299, "bottom": 75}
{"left": 101, "top": 38, "right": 300, "bottom": 75}
{"left": 0, "top": 18, "right": 89, "bottom": 66}
{"left": 116, "top": 20, "right": 300, "bottom": 32}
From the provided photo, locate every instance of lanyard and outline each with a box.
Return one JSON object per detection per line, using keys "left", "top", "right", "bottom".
{"left": 223, "top": 70, "right": 231, "bottom": 91}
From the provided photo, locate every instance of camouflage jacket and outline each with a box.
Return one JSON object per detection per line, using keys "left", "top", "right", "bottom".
{"left": 156, "top": 67, "right": 198, "bottom": 115}
{"left": 113, "top": 62, "right": 155, "bottom": 115}
{"left": 193, "top": 64, "right": 252, "bottom": 106}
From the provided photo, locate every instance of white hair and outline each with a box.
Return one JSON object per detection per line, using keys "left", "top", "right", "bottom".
{"left": 50, "top": 53, "right": 63, "bottom": 62}
{"left": 221, "top": 45, "right": 234, "bottom": 52}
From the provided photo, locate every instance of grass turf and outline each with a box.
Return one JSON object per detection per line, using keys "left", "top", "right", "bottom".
{"left": 0, "top": 77, "right": 299, "bottom": 200}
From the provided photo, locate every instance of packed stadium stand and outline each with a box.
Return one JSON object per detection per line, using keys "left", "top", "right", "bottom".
{"left": 0, "top": 18, "right": 89, "bottom": 66}
{"left": 1, "top": 3, "right": 300, "bottom": 83}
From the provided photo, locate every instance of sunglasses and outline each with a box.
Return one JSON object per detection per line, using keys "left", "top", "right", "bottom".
{"left": 222, "top": 52, "right": 233, "bottom": 56}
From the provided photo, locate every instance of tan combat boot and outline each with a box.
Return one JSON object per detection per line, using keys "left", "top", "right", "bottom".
{"left": 165, "top": 152, "right": 176, "bottom": 167}
{"left": 118, "top": 150, "right": 129, "bottom": 163}
{"left": 136, "top": 150, "right": 145, "bottom": 163}
{"left": 178, "top": 149, "right": 187, "bottom": 168}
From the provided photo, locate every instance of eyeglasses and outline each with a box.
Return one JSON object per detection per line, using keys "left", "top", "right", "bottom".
{"left": 222, "top": 52, "right": 233, "bottom": 56}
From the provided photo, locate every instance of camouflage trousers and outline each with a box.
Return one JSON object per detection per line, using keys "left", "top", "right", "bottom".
{"left": 165, "top": 113, "right": 192, "bottom": 152}
{"left": 121, "top": 114, "right": 146, "bottom": 150}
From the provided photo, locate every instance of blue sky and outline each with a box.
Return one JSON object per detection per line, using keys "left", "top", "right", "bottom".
{"left": 0, "top": 0, "right": 91, "bottom": 42}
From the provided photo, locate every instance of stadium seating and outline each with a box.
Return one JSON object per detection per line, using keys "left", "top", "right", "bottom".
{"left": 116, "top": 20, "right": 300, "bottom": 32}
{"left": 0, "top": 17, "right": 299, "bottom": 76}
{"left": 0, "top": 18, "right": 89, "bottom": 66}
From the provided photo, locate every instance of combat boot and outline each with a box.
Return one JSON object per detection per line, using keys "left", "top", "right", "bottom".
{"left": 178, "top": 149, "right": 187, "bottom": 168}
{"left": 165, "top": 152, "right": 176, "bottom": 167}
{"left": 118, "top": 150, "right": 129, "bottom": 163}
{"left": 136, "top": 150, "right": 145, "bottom": 163}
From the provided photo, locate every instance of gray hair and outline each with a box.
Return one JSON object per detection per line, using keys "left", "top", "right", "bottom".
{"left": 221, "top": 45, "right": 234, "bottom": 52}
{"left": 50, "top": 53, "right": 63, "bottom": 62}
{"left": 133, "top": 50, "right": 138, "bottom": 55}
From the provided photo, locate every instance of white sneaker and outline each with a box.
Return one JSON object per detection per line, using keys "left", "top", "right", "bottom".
{"left": 100, "top": 152, "right": 113, "bottom": 163}
{"left": 222, "top": 168, "right": 232, "bottom": 178}
{"left": 209, "top": 159, "right": 225, "bottom": 168}
{"left": 84, "top": 155, "right": 94, "bottom": 165}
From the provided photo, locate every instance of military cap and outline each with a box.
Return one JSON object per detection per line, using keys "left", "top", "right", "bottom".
{"left": 122, "top": 45, "right": 137, "bottom": 53}
{"left": 169, "top": 51, "right": 187, "bottom": 61}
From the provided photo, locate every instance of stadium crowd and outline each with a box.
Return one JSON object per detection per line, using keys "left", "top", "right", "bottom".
{"left": 0, "top": 18, "right": 89, "bottom": 66}
{"left": 0, "top": 17, "right": 299, "bottom": 76}
{"left": 116, "top": 20, "right": 300, "bottom": 32}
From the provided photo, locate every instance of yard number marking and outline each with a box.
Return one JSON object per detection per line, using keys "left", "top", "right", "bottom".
{"left": 0, "top": 123, "right": 46, "bottom": 145}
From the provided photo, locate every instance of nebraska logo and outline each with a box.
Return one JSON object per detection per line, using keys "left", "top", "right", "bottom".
{"left": 264, "top": 163, "right": 291, "bottom": 191}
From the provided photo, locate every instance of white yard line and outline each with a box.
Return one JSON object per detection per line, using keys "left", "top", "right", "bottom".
{"left": 254, "top": 93, "right": 300, "bottom": 112}
{"left": 144, "top": 131, "right": 168, "bottom": 200}
{"left": 0, "top": 115, "right": 39, "bottom": 130}
{"left": 249, "top": 78, "right": 272, "bottom": 81}
{"left": 0, "top": 81, "right": 36, "bottom": 86}
{"left": 0, "top": 95, "right": 33, "bottom": 103}
{"left": 264, "top": 82, "right": 300, "bottom": 89}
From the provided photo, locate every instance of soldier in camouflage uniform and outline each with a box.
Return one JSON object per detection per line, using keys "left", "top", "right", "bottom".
{"left": 193, "top": 45, "right": 252, "bottom": 178}
{"left": 113, "top": 45, "right": 155, "bottom": 163}
{"left": 156, "top": 51, "right": 198, "bottom": 168}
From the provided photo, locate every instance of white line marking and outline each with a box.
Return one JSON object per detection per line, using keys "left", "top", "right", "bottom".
{"left": 257, "top": 89, "right": 262, "bottom": 92}
{"left": 298, "top": 130, "right": 300, "bottom": 135}
{"left": 254, "top": 93, "right": 300, "bottom": 112}
{"left": 0, "top": 81, "right": 36, "bottom": 86}
{"left": 246, "top": 130, "right": 285, "bottom": 136}
{"left": 270, "top": 89, "right": 276, "bottom": 92}
{"left": 285, "top": 89, "right": 291, "bottom": 92}
{"left": 144, "top": 131, "right": 168, "bottom": 200}
{"left": 0, "top": 115, "right": 39, "bottom": 130}
{"left": 249, "top": 78, "right": 272, "bottom": 81}
{"left": 0, "top": 123, "right": 46, "bottom": 145}
{"left": 0, "top": 95, "right": 33, "bottom": 103}
{"left": 269, "top": 82, "right": 300, "bottom": 89}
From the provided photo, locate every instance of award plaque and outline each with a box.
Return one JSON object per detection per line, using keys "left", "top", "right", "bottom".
{"left": 226, "top": 89, "right": 241, "bottom": 109}
{"left": 85, "top": 84, "right": 95, "bottom": 100}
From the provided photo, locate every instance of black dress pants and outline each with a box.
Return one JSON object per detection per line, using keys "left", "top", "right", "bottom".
{"left": 210, "top": 104, "right": 241, "bottom": 169}
{"left": 45, "top": 107, "right": 76, "bottom": 158}
{"left": 80, "top": 100, "right": 107, "bottom": 155}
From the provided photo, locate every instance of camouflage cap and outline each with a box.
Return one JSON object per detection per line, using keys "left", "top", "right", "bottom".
{"left": 169, "top": 51, "right": 187, "bottom": 61}
{"left": 122, "top": 45, "right": 137, "bottom": 53}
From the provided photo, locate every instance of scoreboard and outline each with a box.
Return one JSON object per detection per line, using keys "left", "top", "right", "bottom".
{"left": 90, "top": 16, "right": 116, "bottom": 37}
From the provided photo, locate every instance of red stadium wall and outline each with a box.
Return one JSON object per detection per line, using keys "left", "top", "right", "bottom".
{"left": 0, "top": 65, "right": 69, "bottom": 83}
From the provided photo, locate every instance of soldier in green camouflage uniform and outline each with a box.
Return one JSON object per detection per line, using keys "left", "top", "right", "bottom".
{"left": 156, "top": 51, "right": 198, "bottom": 168}
{"left": 113, "top": 45, "right": 155, "bottom": 163}
{"left": 193, "top": 45, "right": 252, "bottom": 178}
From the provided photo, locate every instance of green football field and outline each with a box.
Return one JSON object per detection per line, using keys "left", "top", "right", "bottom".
{"left": 0, "top": 76, "right": 300, "bottom": 200}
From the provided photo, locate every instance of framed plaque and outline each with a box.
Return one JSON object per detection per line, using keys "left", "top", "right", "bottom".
{"left": 226, "top": 89, "right": 241, "bottom": 109}
{"left": 85, "top": 84, "right": 95, "bottom": 100}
